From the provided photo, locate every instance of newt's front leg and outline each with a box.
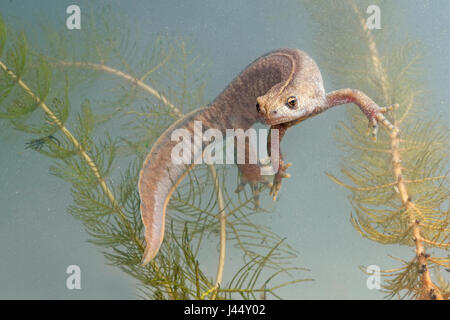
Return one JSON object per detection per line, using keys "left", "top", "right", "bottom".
{"left": 235, "top": 137, "right": 272, "bottom": 209}
{"left": 267, "top": 123, "right": 291, "bottom": 201}
{"left": 235, "top": 119, "right": 304, "bottom": 206}
{"left": 317, "top": 89, "right": 397, "bottom": 140}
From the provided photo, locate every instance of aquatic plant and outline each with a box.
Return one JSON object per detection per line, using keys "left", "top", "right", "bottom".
{"left": 303, "top": 0, "right": 449, "bottom": 299}
{"left": 0, "top": 10, "right": 310, "bottom": 299}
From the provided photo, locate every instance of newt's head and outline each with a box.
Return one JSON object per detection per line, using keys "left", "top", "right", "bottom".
{"left": 257, "top": 81, "right": 327, "bottom": 125}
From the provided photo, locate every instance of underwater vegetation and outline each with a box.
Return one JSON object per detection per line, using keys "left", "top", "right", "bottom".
{"left": 303, "top": 0, "right": 449, "bottom": 299}
{"left": 0, "top": 10, "right": 309, "bottom": 300}
{"left": 0, "top": 0, "right": 448, "bottom": 299}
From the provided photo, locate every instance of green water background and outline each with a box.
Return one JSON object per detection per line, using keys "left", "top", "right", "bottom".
{"left": 0, "top": 0, "right": 448, "bottom": 299}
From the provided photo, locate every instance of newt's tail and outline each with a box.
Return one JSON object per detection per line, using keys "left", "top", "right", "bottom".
{"left": 138, "top": 107, "right": 220, "bottom": 265}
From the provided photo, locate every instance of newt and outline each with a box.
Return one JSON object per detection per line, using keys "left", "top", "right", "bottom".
{"left": 138, "top": 48, "right": 395, "bottom": 265}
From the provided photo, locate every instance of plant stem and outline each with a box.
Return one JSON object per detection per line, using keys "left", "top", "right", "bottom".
{"left": 209, "top": 164, "right": 227, "bottom": 300}
{"left": 390, "top": 127, "right": 443, "bottom": 299}
{"left": 49, "top": 60, "right": 183, "bottom": 118}
{"left": 351, "top": 3, "right": 443, "bottom": 299}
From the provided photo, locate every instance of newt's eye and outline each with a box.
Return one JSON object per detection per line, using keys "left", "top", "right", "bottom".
{"left": 287, "top": 96, "right": 297, "bottom": 108}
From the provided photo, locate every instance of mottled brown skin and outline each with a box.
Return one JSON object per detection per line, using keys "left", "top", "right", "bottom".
{"left": 138, "top": 48, "right": 393, "bottom": 264}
